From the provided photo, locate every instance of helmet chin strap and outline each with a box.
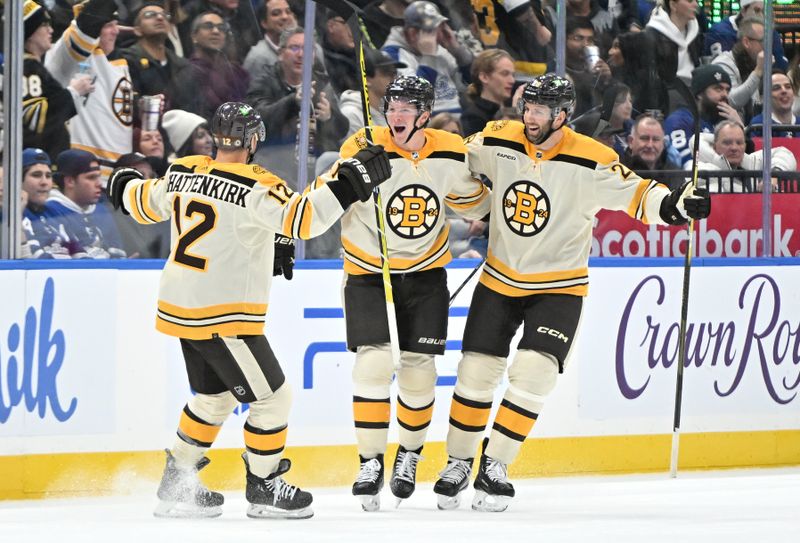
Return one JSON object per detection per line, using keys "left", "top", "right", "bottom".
{"left": 529, "top": 110, "right": 566, "bottom": 145}
{"left": 245, "top": 134, "right": 258, "bottom": 164}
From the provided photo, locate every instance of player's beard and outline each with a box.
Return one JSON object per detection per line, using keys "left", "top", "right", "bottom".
{"left": 525, "top": 119, "right": 553, "bottom": 145}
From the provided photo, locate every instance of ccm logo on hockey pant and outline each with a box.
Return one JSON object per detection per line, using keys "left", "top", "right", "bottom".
{"left": 418, "top": 337, "right": 446, "bottom": 346}
{"left": 537, "top": 326, "right": 569, "bottom": 343}
{"left": 340, "top": 158, "right": 372, "bottom": 185}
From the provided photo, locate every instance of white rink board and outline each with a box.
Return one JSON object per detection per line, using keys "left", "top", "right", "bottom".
{"left": 0, "top": 261, "right": 799, "bottom": 456}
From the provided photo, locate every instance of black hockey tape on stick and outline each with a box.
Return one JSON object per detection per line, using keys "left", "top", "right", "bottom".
{"left": 449, "top": 257, "right": 485, "bottom": 307}
{"left": 669, "top": 79, "right": 703, "bottom": 478}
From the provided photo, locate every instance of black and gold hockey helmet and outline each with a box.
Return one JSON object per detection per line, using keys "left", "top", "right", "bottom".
{"left": 517, "top": 74, "right": 575, "bottom": 120}
{"left": 382, "top": 75, "right": 435, "bottom": 118}
{"left": 211, "top": 102, "right": 266, "bottom": 151}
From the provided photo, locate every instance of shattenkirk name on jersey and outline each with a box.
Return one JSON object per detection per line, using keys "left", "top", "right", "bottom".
{"left": 166, "top": 172, "right": 251, "bottom": 208}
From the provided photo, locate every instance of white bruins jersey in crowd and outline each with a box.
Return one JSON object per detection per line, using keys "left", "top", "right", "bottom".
{"left": 46, "top": 21, "right": 134, "bottom": 180}
{"left": 318, "top": 126, "right": 490, "bottom": 275}
{"left": 467, "top": 121, "right": 672, "bottom": 297}
{"left": 122, "top": 155, "right": 347, "bottom": 339}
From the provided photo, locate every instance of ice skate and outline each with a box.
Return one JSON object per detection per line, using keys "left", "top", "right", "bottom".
{"left": 352, "top": 455, "right": 384, "bottom": 512}
{"left": 472, "top": 453, "right": 515, "bottom": 512}
{"left": 153, "top": 449, "right": 224, "bottom": 518}
{"left": 433, "top": 456, "right": 472, "bottom": 510}
{"left": 389, "top": 446, "right": 422, "bottom": 507}
{"left": 243, "top": 454, "right": 314, "bottom": 519}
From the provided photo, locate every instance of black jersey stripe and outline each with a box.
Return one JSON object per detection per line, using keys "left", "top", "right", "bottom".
{"left": 208, "top": 168, "right": 257, "bottom": 188}
{"left": 482, "top": 137, "right": 526, "bottom": 155}
{"left": 551, "top": 154, "right": 598, "bottom": 170}
{"left": 484, "top": 263, "right": 589, "bottom": 288}
{"left": 428, "top": 150, "right": 466, "bottom": 162}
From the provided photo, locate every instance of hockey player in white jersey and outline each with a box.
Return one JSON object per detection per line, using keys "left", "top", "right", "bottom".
{"left": 434, "top": 74, "right": 711, "bottom": 512}
{"left": 107, "top": 102, "right": 391, "bottom": 519}
{"left": 315, "top": 75, "right": 490, "bottom": 511}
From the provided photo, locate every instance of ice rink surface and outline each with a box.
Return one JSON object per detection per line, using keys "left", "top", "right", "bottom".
{"left": 2, "top": 468, "right": 797, "bottom": 543}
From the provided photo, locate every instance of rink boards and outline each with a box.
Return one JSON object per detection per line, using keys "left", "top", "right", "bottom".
{"left": 0, "top": 258, "right": 799, "bottom": 499}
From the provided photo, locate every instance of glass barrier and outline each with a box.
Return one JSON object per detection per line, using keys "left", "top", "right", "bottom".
{"left": 1, "top": 0, "right": 797, "bottom": 260}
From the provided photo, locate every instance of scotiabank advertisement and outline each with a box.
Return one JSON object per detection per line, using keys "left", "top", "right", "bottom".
{"left": 592, "top": 194, "right": 800, "bottom": 257}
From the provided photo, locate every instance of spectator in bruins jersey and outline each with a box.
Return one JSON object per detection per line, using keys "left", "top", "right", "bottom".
{"left": 21, "top": 0, "right": 95, "bottom": 158}
{"left": 433, "top": 74, "right": 710, "bottom": 512}
{"left": 172, "top": 11, "right": 250, "bottom": 121}
{"left": 106, "top": 101, "right": 392, "bottom": 519}
{"left": 45, "top": 0, "right": 134, "bottom": 182}
{"left": 322, "top": 75, "right": 490, "bottom": 512}
{"left": 460, "top": 49, "right": 515, "bottom": 137}
{"left": 45, "top": 149, "right": 127, "bottom": 258}
{"left": 383, "top": 1, "right": 473, "bottom": 116}
{"left": 470, "top": 0, "right": 551, "bottom": 79}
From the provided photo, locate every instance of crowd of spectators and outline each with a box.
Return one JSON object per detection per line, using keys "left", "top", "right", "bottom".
{"left": 3, "top": 0, "right": 799, "bottom": 260}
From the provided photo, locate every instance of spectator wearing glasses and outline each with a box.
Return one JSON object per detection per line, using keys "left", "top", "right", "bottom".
{"left": 173, "top": 11, "right": 249, "bottom": 121}
{"left": 704, "top": 0, "right": 788, "bottom": 71}
{"left": 711, "top": 17, "right": 767, "bottom": 115}
{"left": 563, "top": 16, "right": 612, "bottom": 118}
{"left": 246, "top": 27, "right": 348, "bottom": 187}
{"left": 121, "top": 2, "right": 191, "bottom": 111}
{"left": 21, "top": 0, "right": 94, "bottom": 157}
{"left": 179, "top": 0, "right": 260, "bottom": 64}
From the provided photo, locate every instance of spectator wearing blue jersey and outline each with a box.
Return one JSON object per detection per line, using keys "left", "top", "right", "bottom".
{"left": 20, "top": 148, "right": 80, "bottom": 259}
{"left": 664, "top": 64, "right": 743, "bottom": 167}
{"left": 704, "top": 0, "right": 788, "bottom": 71}
{"left": 46, "top": 149, "right": 127, "bottom": 258}
{"left": 750, "top": 72, "right": 800, "bottom": 138}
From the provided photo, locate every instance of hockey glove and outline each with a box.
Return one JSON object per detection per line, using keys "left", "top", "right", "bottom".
{"left": 659, "top": 181, "right": 711, "bottom": 226}
{"left": 273, "top": 234, "right": 295, "bottom": 280}
{"left": 336, "top": 145, "right": 392, "bottom": 202}
{"left": 108, "top": 167, "right": 145, "bottom": 215}
{"left": 76, "top": 0, "right": 119, "bottom": 38}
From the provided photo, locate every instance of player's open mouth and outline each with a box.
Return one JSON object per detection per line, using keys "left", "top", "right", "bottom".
{"left": 393, "top": 125, "right": 407, "bottom": 135}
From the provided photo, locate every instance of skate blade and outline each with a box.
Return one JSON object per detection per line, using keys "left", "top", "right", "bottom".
{"left": 153, "top": 500, "right": 222, "bottom": 519}
{"left": 436, "top": 494, "right": 461, "bottom": 510}
{"left": 246, "top": 503, "right": 314, "bottom": 519}
{"left": 357, "top": 494, "right": 380, "bottom": 512}
{"left": 471, "top": 490, "right": 510, "bottom": 512}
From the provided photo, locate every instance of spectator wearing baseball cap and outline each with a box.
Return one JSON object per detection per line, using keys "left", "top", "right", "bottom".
{"left": 44, "top": 149, "right": 127, "bottom": 258}
{"left": 664, "top": 64, "right": 744, "bottom": 168}
{"left": 382, "top": 1, "right": 472, "bottom": 115}
{"left": 339, "top": 48, "right": 406, "bottom": 138}
{"left": 20, "top": 148, "right": 81, "bottom": 259}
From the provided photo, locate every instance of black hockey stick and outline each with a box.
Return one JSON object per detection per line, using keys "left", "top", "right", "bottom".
{"left": 448, "top": 256, "right": 485, "bottom": 306}
{"left": 669, "top": 81, "right": 703, "bottom": 478}
{"left": 314, "top": 0, "right": 401, "bottom": 367}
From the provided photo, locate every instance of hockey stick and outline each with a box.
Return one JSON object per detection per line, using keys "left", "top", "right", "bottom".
{"left": 448, "top": 257, "right": 485, "bottom": 306}
{"left": 314, "top": 0, "right": 401, "bottom": 368}
{"left": 669, "top": 82, "right": 702, "bottom": 478}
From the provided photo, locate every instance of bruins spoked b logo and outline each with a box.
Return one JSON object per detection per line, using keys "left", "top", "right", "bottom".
{"left": 387, "top": 185, "right": 440, "bottom": 239}
{"left": 503, "top": 181, "right": 550, "bottom": 236}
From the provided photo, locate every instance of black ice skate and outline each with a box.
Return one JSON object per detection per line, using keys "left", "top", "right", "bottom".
{"left": 351, "top": 454, "right": 384, "bottom": 512}
{"left": 472, "top": 453, "right": 515, "bottom": 512}
{"left": 389, "top": 446, "right": 422, "bottom": 506}
{"left": 243, "top": 454, "right": 314, "bottom": 519}
{"left": 153, "top": 449, "right": 224, "bottom": 518}
{"left": 433, "top": 456, "right": 473, "bottom": 510}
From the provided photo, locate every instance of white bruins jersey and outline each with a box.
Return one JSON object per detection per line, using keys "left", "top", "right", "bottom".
{"left": 319, "top": 126, "right": 490, "bottom": 275}
{"left": 46, "top": 22, "right": 134, "bottom": 180}
{"left": 122, "top": 155, "right": 347, "bottom": 339}
{"left": 467, "top": 121, "right": 671, "bottom": 297}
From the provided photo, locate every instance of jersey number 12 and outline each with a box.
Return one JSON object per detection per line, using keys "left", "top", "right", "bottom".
{"left": 172, "top": 195, "right": 217, "bottom": 271}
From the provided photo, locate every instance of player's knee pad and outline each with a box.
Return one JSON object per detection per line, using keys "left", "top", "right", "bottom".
{"left": 247, "top": 382, "right": 292, "bottom": 430}
{"left": 397, "top": 351, "right": 437, "bottom": 398}
{"left": 507, "top": 349, "right": 558, "bottom": 401}
{"left": 187, "top": 391, "right": 238, "bottom": 426}
{"left": 353, "top": 344, "right": 395, "bottom": 391}
{"left": 456, "top": 351, "right": 507, "bottom": 397}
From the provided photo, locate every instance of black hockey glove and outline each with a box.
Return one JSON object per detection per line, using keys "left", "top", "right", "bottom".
{"left": 107, "top": 167, "right": 145, "bottom": 215}
{"left": 659, "top": 181, "right": 711, "bottom": 226}
{"left": 273, "top": 234, "right": 295, "bottom": 280}
{"left": 336, "top": 144, "right": 392, "bottom": 202}
{"left": 76, "top": 0, "right": 119, "bottom": 38}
